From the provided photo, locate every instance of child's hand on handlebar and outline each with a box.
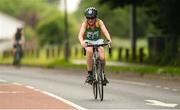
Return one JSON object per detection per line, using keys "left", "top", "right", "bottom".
{"left": 81, "top": 41, "right": 87, "bottom": 48}
{"left": 107, "top": 39, "right": 112, "bottom": 48}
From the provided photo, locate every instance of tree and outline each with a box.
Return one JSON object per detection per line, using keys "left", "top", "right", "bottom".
{"left": 36, "top": 12, "right": 64, "bottom": 46}
{"left": 98, "top": 0, "right": 142, "bottom": 61}
{"left": 98, "top": 0, "right": 180, "bottom": 65}
{"left": 144, "top": 0, "right": 180, "bottom": 65}
{"left": 145, "top": 0, "right": 180, "bottom": 36}
{"left": 75, "top": 0, "right": 134, "bottom": 38}
{"left": 98, "top": 0, "right": 180, "bottom": 36}
{"left": 99, "top": 0, "right": 139, "bottom": 7}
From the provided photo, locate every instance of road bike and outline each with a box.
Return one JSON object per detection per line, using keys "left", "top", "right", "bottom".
{"left": 84, "top": 42, "right": 111, "bottom": 101}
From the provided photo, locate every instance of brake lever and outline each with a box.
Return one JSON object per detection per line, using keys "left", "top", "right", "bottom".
{"left": 108, "top": 42, "right": 112, "bottom": 55}
{"left": 83, "top": 42, "right": 88, "bottom": 56}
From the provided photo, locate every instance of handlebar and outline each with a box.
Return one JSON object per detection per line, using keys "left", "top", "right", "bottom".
{"left": 86, "top": 43, "right": 108, "bottom": 47}
{"left": 83, "top": 43, "right": 112, "bottom": 56}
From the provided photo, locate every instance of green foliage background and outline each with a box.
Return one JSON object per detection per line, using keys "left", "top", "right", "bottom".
{"left": 0, "top": 0, "right": 153, "bottom": 46}
{"left": 74, "top": 0, "right": 153, "bottom": 39}
{"left": 0, "top": 0, "right": 77, "bottom": 47}
{"left": 0, "top": 0, "right": 179, "bottom": 67}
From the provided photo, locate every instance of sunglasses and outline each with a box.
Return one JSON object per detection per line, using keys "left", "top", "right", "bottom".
{"left": 86, "top": 17, "right": 96, "bottom": 20}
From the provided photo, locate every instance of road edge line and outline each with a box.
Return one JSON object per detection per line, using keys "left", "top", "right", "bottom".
{"left": 42, "top": 91, "right": 87, "bottom": 110}
{"left": 13, "top": 82, "right": 87, "bottom": 110}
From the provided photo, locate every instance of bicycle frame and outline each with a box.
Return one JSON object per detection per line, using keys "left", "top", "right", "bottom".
{"left": 85, "top": 43, "right": 111, "bottom": 101}
{"left": 92, "top": 47, "right": 99, "bottom": 81}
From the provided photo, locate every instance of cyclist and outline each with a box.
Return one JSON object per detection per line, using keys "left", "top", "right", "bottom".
{"left": 12, "top": 28, "right": 25, "bottom": 59}
{"left": 78, "top": 7, "right": 112, "bottom": 85}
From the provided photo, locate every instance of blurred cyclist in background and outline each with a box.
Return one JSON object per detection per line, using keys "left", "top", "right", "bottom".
{"left": 12, "top": 28, "right": 25, "bottom": 59}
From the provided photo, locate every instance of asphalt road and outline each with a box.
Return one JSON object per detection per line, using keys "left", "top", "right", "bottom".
{"left": 0, "top": 66, "right": 179, "bottom": 109}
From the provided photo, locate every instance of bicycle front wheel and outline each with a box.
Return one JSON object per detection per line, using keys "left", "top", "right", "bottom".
{"left": 97, "top": 62, "right": 104, "bottom": 101}
{"left": 93, "top": 82, "right": 98, "bottom": 99}
{"left": 98, "top": 74, "right": 103, "bottom": 101}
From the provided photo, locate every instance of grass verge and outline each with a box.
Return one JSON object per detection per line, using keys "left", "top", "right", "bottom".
{"left": 48, "top": 59, "right": 180, "bottom": 76}
{"left": 0, "top": 58, "right": 179, "bottom": 76}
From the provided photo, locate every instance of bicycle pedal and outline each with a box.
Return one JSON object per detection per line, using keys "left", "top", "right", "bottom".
{"left": 84, "top": 81, "right": 92, "bottom": 85}
{"left": 102, "top": 82, "right": 107, "bottom": 86}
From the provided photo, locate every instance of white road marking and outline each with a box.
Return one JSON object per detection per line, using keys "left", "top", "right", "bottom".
{"left": 42, "top": 91, "right": 87, "bottom": 110}
{"left": 13, "top": 82, "right": 87, "bottom": 110}
{"left": 0, "top": 83, "right": 25, "bottom": 94}
{"left": 26, "top": 85, "right": 35, "bottom": 89}
{"left": 13, "top": 82, "right": 22, "bottom": 86}
{"left": 155, "top": 85, "right": 179, "bottom": 92}
{"left": 145, "top": 100, "right": 178, "bottom": 108}
{"left": 112, "top": 79, "right": 151, "bottom": 86}
{"left": 114, "top": 79, "right": 179, "bottom": 93}
{"left": 155, "top": 85, "right": 161, "bottom": 88}
{"left": 0, "top": 91, "right": 25, "bottom": 94}
{"left": 163, "top": 87, "right": 170, "bottom": 90}
{"left": 172, "top": 89, "right": 179, "bottom": 92}
{"left": 34, "top": 89, "right": 41, "bottom": 91}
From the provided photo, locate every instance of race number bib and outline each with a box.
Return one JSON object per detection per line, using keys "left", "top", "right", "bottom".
{"left": 86, "top": 31, "right": 99, "bottom": 40}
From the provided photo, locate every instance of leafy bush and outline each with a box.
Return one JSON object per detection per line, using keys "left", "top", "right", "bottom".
{"left": 36, "top": 12, "right": 64, "bottom": 46}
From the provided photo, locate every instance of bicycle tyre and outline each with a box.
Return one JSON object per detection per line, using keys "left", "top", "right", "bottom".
{"left": 97, "top": 61, "right": 104, "bottom": 101}
{"left": 93, "top": 82, "right": 98, "bottom": 99}
{"left": 92, "top": 62, "right": 98, "bottom": 100}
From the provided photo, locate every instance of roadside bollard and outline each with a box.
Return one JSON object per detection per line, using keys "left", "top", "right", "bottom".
{"left": 57, "top": 47, "right": 61, "bottom": 57}
{"left": 125, "top": 48, "right": 129, "bottom": 61}
{"left": 118, "top": 48, "right": 122, "bottom": 61}
{"left": 46, "top": 48, "right": 50, "bottom": 59}
{"left": 75, "top": 47, "right": 78, "bottom": 58}
{"left": 139, "top": 47, "right": 144, "bottom": 63}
